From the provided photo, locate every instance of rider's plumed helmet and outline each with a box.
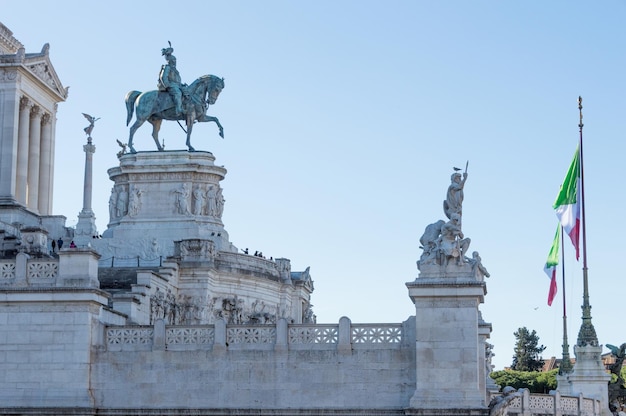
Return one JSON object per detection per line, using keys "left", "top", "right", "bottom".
{"left": 161, "top": 41, "right": 174, "bottom": 57}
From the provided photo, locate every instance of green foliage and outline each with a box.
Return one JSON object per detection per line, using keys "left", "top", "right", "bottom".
{"left": 512, "top": 327, "right": 546, "bottom": 372}
{"left": 491, "top": 369, "right": 558, "bottom": 394}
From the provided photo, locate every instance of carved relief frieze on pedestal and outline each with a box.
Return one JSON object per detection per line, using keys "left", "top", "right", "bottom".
{"left": 176, "top": 239, "right": 216, "bottom": 262}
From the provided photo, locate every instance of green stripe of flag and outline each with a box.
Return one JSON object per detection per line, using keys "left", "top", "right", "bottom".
{"left": 553, "top": 146, "right": 580, "bottom": 208}
{"left": 545, "top": 225, "right": 560, "bottom": 268}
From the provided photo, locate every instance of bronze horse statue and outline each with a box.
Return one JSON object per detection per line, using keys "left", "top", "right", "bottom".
{"left": 125, "top": 74, "right": 224, "bottom": 153}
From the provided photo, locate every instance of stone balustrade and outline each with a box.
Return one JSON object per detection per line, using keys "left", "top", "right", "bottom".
{"left": 105, "top": 318, "right": 406, "bottom": 352}
{"left": 490, "top": 388, "right": 601, "bottom": 416}
{"left": 0, "top": 256, "right": 58, "bottom": 285}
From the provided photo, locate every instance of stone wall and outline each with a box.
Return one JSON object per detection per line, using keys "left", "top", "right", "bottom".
{"left": 0, "top": 289, "right": 125, "bottom": 409}
{"left": 93, "top": 317, "right": 416, "bottom": 411}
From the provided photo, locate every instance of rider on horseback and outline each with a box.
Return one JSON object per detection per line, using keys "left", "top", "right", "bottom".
{"left": 158, "top": 42, "right": 188, "bottom": 117}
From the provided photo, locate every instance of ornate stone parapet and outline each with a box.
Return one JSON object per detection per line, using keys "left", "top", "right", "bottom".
{"left": 0, "top": 256, "right": 60, "bottom": 288}
{"left": 488, "top": 388, "right": 602, "bottom": 416}
{"left": 215, "top": 251, "right": 282, "bottom": 280}
{"left": 104, "top": 318, "right": 407, "bottom": 352}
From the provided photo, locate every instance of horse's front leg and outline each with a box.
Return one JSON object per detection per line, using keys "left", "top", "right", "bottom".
{"left": 149, "top": 119, "right": 164, "bottom": 151}
{"left": 186, "top": 116, "right": 195, "bottom": 152}
{"left": 199, "top": 115, "right": 224, "bottom": 138}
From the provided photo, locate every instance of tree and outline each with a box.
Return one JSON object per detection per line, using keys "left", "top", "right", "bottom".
{"left": 491, "top": 369, "right": 557, "bottom": 393}
{"left": 511, "top": 327, "right": 546, "bottom": 371}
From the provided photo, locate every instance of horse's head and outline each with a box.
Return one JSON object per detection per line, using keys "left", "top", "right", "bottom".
{"left": 206, "top": 75, "right": 224, "bottom": 105}
{"left": 190, "top": 75, "right": 224, "bottom": 105}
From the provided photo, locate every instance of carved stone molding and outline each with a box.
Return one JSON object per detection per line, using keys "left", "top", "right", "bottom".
{"left": 0, "top": 23, "right": 24, "bottom": 53}
{"left": 116, "top": 171, "right": 224, "bottom": 183}
{"left": 177, "top": 239, "right": 215, "bottom": 261}
{"left": 0, "top": 68, "right": 18, "bottom": 81}
{"left": 415, "top": 299, "right": 479, "bottom": 308}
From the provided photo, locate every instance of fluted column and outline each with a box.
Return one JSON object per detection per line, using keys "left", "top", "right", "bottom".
{"left": 15, "top": 96, "right": 31, "bottom": 205}
{"left": 38, "top": 113, "right": 52, "bottom": 214}
{"left": 74, "top": 137, "right": 98, "bottom": 247}
{"left": 47, "top": 104, "right": 58, "bottom": 213}
{"left": 82, "top": 138, "right": 96, "bottom": 213}
{"left": 26, "top": 105, "right": 42, "bottom": 212}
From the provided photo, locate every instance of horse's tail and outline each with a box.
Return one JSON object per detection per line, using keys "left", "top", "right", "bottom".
{"left": 125, "top": 90, "right": 142, "bottom": 126}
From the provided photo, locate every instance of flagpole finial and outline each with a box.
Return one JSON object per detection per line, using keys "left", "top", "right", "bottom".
{"left": 578, "top": 96, "right": 584, "bottom": 129}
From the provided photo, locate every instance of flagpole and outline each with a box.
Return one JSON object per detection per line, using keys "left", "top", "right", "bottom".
{"left": 559, "top": 225, "right": 572, "bottom": 374}
{"left": 576, "top": 96, "right": 598, "bottom": 347}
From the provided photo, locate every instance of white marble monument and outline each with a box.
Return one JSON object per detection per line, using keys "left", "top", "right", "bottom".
{"left": 408, "top": 167, "right": 492, "bottom": 409}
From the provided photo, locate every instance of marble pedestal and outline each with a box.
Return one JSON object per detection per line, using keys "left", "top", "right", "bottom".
{"left": 406, "top": 262, "right": 487, "bottom": 409}
{"left": 557, "top": 344, "right": 612, "bottom": 416}
{"left": 96, "top": 151, "right": 236, "bottom": 260}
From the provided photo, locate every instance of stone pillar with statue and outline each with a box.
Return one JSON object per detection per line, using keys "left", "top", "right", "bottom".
{"left": 73, "top": 113, "right": 99, "bottom": 247}
{"left": 406, "top": 164, "right": 492, "bottom": 410}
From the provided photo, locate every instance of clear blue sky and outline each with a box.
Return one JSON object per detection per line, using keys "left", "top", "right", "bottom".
{"left": 4, "top": 1, "right": 625, "bottom": 371}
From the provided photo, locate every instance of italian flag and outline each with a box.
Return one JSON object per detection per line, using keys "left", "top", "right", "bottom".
{"left": 553, "top": 146, "right": 581, "bottom": 260}
{"left": 543, "top": 225, "right": 560, "bottom": 306}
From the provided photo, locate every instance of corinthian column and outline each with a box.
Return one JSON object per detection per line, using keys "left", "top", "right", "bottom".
{"left": 15, "top": 96, "right": 31, "bottom": 205}
{"left": 82, "top": 138, "right": 96, "bottom": 213}
{"left": 38, "top": 113, "right": 52, "bottom": 214}
{"left": 27, "top": 105, "right": 42, "bottom": 212}
{"left": 74, "top": 136, "right": 98, "bottom": 247}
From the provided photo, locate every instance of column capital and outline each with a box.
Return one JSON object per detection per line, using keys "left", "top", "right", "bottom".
{"left": 41, "top": 112, "right": 51, "bottom": 125}
{"left": 83, "top": 142, "right": 96, "bottom": 154}
{"left": 19, "top": 96, "right": 31, "bottom": 110}
{"left": 30, "top": 105, "right": 41, "bottom": 119}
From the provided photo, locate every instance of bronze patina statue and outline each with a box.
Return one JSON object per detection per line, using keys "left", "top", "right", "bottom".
{"left": 158, "top": 42, "right": 186, "bottom": 117}
{"left": 125, "top": 42, "right": 224, "bottom": 153}
{"left": 607, "top": 343, "right": 626, "bottom": 406}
